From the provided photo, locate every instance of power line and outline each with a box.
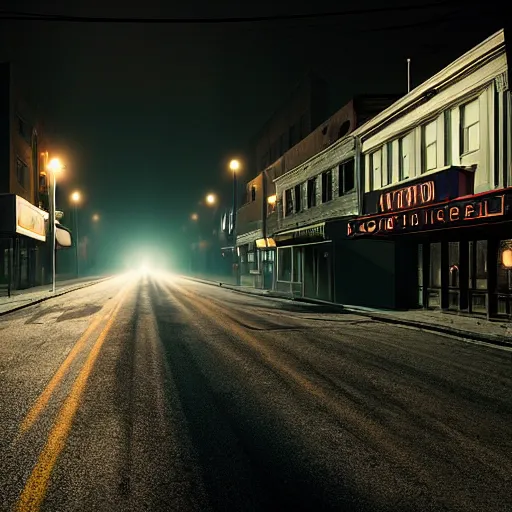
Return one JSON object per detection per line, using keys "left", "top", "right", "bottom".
{"left": 0, "top": 1, "right": 461, "bottom": 24}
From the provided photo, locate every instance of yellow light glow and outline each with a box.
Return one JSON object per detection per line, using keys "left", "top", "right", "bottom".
{"left": 71, "top": 191, "right": 81, "bottom": 203}
{"left": 502, "top": 248, "right": 512, "bottom": 268}
{"left": 47, "top": 158, "right": 64, "bottom": 173}
{"left": 229, "top": 159, "right": 240, "bottom": 172}
{"left": 206, "top": 194, "right": 216, "bottom": 205}
{"left": 191, "top": 213, "right": 199, "bottom": 221}
{"left": 267, "top": 194, "right": 277, "bottom": 205}
{"left": 92, "top": 214, "right": 100, "bottom": 222}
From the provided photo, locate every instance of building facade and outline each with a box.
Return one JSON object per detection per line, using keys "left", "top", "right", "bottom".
{"left": 272, "top": 96, "right": 400, "bottom": 301}
{"left": 0, "top": 62, "right": 51, "bottom": 293}
{"left": 348, "top": 30, "right": 512, "bottom": 318}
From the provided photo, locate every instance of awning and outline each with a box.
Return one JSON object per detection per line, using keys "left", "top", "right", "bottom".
{"left": 274, "top": 222, "right": 326, "bottom": 242}
{"left": 255, "top": 237, "right": 276, "bottom": 248}
{"left": 0, "top": 194, "right": 49, "bottom": 241}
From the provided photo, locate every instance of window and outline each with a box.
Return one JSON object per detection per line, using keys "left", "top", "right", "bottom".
{"left": 430, "top": 242, "right": 442, "bottom": 288}
{"left": 321, "top": 170, "right": 333, "bottom": 202}
{"left": 423, "top": 120, "right": 437, "bottom": 172}
{"left": 16, "top": 158, "right": 28, "bottom": 189}
{"left": 294, "top": 184, "right": 302, "bottom": 212}
{"left": 339, "top": 160, "right": 355, "bottom": 195}
{"left": 17, "top": 116, "right": 31, "bottom": 144}
{"left": 292, "top": 248, "right": 302, "bottom": 282}
{"left": 278, "top": 247, "right": 292, "bottom": 281}
{"left": 399, "top": 132, "right": 413, "bottom": 180}
{"left": 285, "top": 189, "right": 293, "bottom": 215}
{"left": 382, "top": 143, "right": 392, "bottom": 187}
{"left": 371, "top": 149, "right": 382, "bottom": 190}
{"left": 307, "top": 178, "right": 316, "bottom": 208}
{"left": 251, "top": 185, "right": 256, "bottom": 202}
{"left": 461, "top": 99, "right": 480, "bottom": 154}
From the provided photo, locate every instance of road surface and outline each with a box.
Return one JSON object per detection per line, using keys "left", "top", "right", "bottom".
{"left": 0, "top": 273, "right": 510, "bottom": 511}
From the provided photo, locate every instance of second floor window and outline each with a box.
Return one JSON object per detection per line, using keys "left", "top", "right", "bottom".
{"left": 321, "top": 170, "right": 333, "bottom": 203}
{"left": 339, "top": 160, "right": 355, "bottom": 195}
{"left": 285, "top": 189, "right": 293, "bottom": 215}
{"left": 370, "top": 149, "right": 382, "bottom": 190}
{"left": 423, "top": 119, "right": 437, "bottom": 172}
{"left": 16, "top": 157, "right": 28, "bottom": 189}
{"left": 461, "top": 99, "right": 480, "bottom": 155}
{"left": 294, "top": 184, "right": 302, "bottom": 212}
{"left": 399, "top": 132, "right": 413, "bottom": 180}
{"left": 307, "top": 178, "right": 316, "bottom": 208}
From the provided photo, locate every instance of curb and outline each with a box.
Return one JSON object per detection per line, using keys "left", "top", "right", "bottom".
{"left": 0, "top": 276, "right": 114, "bottom": 317}
{"left": 181, "top": 275, "right": 512, "bottom": 348}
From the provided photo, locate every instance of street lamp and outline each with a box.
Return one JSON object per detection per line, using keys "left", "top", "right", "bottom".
{"left": 47, "top": 157, "right": 64, "bottom": 293}
{"left": 92, "top": 213, "right": 100, "bottom": 222}
{"left": 191, "top": 213, "right": 199, "bottom": 221}
{"left": 71, "top": 191, "right": 81, "bottom": 277}
{"left": 229, "top": 159, "right": 241, "bottom": 284}
{"left": 206, "top": 193, "right": 216, "bottom": 205}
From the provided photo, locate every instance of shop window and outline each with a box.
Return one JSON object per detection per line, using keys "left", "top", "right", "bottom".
{"left": 278, "top": 247, "right": 292, "bottom": 281}
{"left": 461, "top": 99, "right": 480, "bottom": 155}
{"left": 307, "top": 178, "right": 316, "bottom": 208}
{"left": 285, "top": 189, "right": 293, "bottom": 216}
{"left": 292, "top": 247, "right": 302, "bottom": 282}
{"left": 418, "top": 244, "right": 424, "bottom": 307}
{"left": 339, "top": 160, "right": 355, "bottom": 195}
{"left": 321, "top": 170, "right": 333, "bottom": 203}
{"left": 469, "top": 240, "right": 488, "bottom": 314}
{"left": 497, "top": 240, "right": 512, "bottom": 315}
{"left": 428, "top": 242, "right": 442, "bottom": 307}
{"left": 399, "top": 132, "right": 413, "bottom": 180}
{"left": 294, "top": 184, "right": 302, "bottom": 212}
{"left": 448, "top": 242, "right": 460, "bottom": 309}
{"left": 423, "top": 119, "right": 437, "bottom": 172}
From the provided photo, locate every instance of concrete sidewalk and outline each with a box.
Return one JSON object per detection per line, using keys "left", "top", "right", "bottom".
{"left": 182, "top": 275, "right": 512, "bottom": 348}
{"left": 0, "top": 275, "right": 113, "bottom": 316}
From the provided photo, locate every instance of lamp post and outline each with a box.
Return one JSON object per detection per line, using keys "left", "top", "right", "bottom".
{"left": 71, "top": 191, "right": 81, "bottom": 277}
{"left": 229, "top": 159, "right": 240, "bottom": 284}
{"left": 47, "top": 158, "right": 64, "bottom": 293}
{"left": 92, "top": 213, "right": 100, "bottom": 222}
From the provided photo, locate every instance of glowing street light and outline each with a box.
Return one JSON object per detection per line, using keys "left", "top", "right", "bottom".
{"left": 70, "top": 191, "right": 81, "bottom": 277}
{"left": 206, "top": 193, "right": 216, "bottom": 205}
{"left": 92, "top": 213, "right": 100, "bottom": 222}
{"left": 46, "top": 157, "right": 65, "bottom": 293}
{"left": 191, "top": 213, "right": 199, "bottom": 221}
{"left": 229, "top": 159, "right": 240, "bottom": 172}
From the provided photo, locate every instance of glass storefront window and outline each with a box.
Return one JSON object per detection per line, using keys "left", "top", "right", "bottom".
{"left": 430, "top": 243, "right": 441, "bottom": 288}
{"left": 475, "top": 240, "right": 487, "bottom": 290}
{"left": 278, "top": 247, "right": 292, "bottom": 281}
{"left": 292, "top": 247, "right": 302, "bottom": 283}
{"left": 448, "top": 242, "right": 459, "bottom": 288}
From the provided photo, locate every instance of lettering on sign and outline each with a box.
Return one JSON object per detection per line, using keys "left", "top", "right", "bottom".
{"left": 348, "top": 194, "right": 506, "bottom": 236}
{"left": 379, "top": 181, "right": 435, "bottom": 213}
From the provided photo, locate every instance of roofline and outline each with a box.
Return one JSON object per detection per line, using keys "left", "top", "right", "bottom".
{"left": 355, "top": 29, "right": 506, "bottom": 140}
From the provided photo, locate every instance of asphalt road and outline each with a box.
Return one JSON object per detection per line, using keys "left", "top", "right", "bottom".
{"left": 0, "top": 273, "right": 511, "bottom": 512}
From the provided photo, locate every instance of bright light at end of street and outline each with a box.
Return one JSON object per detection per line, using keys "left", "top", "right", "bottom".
{"left": 92, "top": 213, "right": 100, "bottom": 222}
{"left": 206, "top": 194, "right": 216, "bottom": 205}
{"left": 229, "top": 159, "right": 240, "bottom": 172}
{"left": 71, "top": 191, "right": 81, "bottom": 203}
{"left": 191, "top": 213, "right": 198, "bottom": 221}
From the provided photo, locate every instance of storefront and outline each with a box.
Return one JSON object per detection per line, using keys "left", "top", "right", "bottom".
{"left": 274, "top": 222, "right": 334, "bottom": 300}
{"left": 0, "top": 194, "right": 49, "bottom": 293}
{"left": 347, "top": 167, "right": 512, "bottom": 318}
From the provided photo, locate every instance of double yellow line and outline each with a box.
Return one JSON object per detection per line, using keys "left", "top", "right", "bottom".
{"left": 14, "top": 283, "right": 131, "bottom": 512}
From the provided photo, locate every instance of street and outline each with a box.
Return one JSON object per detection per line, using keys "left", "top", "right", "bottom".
{"left": 0, "top": 274, "right": 511, "bottom": 512}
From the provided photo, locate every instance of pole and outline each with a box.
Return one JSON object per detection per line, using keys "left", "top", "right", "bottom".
{"left": 51, "top": 172, "right": 56, "bottom": 293}
{"left": 232, "top": 169, "right": 239, "bottom": 285}
{"left": 74, "top": 203, "right": 79, "bottom": 277}
{"left": 407, "top": 58, "right": 411, "bottom": 93}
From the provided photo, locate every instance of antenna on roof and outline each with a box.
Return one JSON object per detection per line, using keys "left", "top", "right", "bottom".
{"left": 407, "top": 58, "right": 411, "bottom": 93}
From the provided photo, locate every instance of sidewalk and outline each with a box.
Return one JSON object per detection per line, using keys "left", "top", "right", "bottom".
{"left": 0, "top": 275, "right": 113, "bottom": 316}
{"left": 182, "top": 275, "right": 512, "bottom": 348}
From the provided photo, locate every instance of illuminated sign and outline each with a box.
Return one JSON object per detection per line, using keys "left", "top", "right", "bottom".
{"left": 348, "top": 192, "right": 509, "bottom": 237}
{"left": 379, "top": 181, "right": 435, "bottom": 213}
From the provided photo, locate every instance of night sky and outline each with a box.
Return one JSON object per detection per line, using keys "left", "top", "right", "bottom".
{"left": 0, "top": 1, "right": 501, "bottom": 270}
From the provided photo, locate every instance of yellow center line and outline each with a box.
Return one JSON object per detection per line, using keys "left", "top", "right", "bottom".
{"left": 15, "top": 285, "right": 131, "bottom": 512}
{"left": 15, "top": 284, "right": 129, "bottom": 439}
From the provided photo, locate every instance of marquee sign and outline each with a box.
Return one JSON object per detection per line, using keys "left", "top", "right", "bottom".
{"left": 348, "top": 190, "right": 511, "bottom": 237}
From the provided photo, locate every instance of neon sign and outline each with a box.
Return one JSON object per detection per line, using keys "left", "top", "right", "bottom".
{"left": 379, "top": 181, "right": 435, "bottom": 213}
{"left": 348, "top": 193, "right": 506, "bottom": 236}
